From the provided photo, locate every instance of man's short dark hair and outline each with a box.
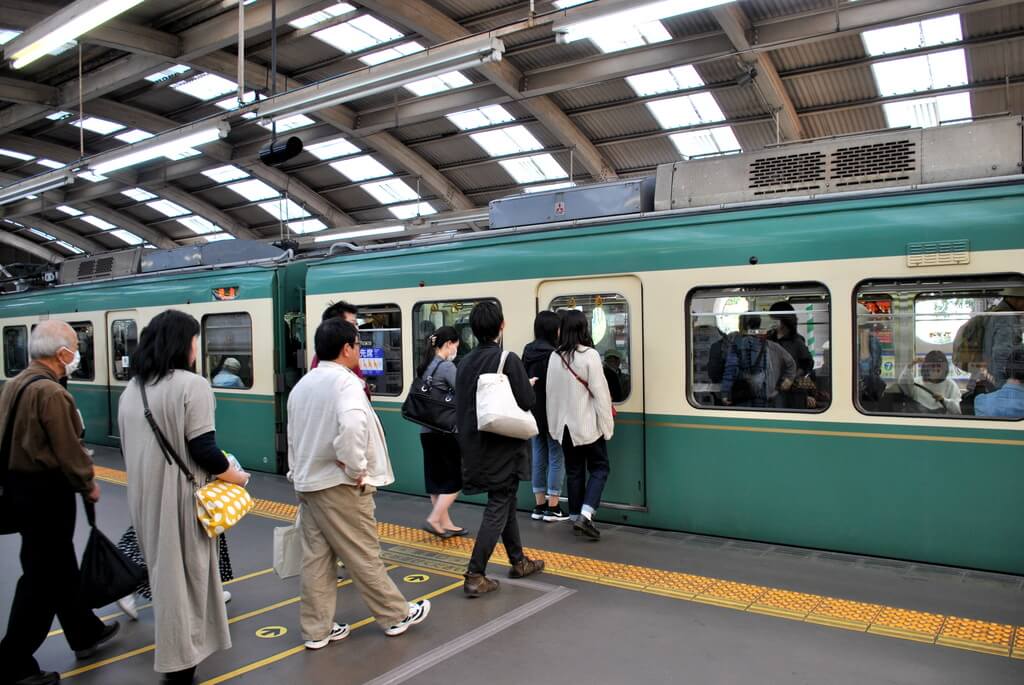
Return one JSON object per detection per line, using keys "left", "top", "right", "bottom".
{"left": 322, "top": 300, "right": 358, "bottom": 322}
{"left": 470, "top": 301, "right": 503, "bottom": 342}
{"left": 739, "top": 314, "right": 761, "bottom": 332}
{"left": 315, "top": 319, "right": 358, "bottom": 361}
{"left": 1006, "top": 349, "right": 1024, "bottom": 382}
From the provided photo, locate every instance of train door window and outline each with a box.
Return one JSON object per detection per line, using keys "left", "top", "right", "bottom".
{"left": 855, "top": 275, "right": 1024, "bottom": 419}
{"left": 412, "top": 299, "right": 500, "bottom": 370}
{"left": 110, "top": 319, "right": 138, "bottom": 381}
{"left": 3, "top": 326, "right": 28, "bottom": 377}
{"left": 356, "top": 305, "right": 402, "bottom": 396}
{"left": 549, "top": 293, "right": 632, "bottom": 402}
{"left": 69, "top": 322, "right": 95, "bottom": 381}
{"left": 203, "top": 313, "right": 253, "bottom": 389}
{"left": 687, "top": 283, "right": 831, "bottom": 412}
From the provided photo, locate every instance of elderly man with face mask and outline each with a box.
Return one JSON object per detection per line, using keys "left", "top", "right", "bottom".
{"left": 0, "top": 320, "right": 120, "bottom": 685}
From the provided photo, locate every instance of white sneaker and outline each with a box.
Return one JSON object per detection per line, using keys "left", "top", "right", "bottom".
{"left": 223, "top": 590, "right": 232, "bottom": 604}
{"left": 384, "top": 600, "right": 431, "bottom": 637}
{"left": 304, "top": 622, "right": 350, "bottom": 650}
{"left": 117, "top": 595, "right": 138, "bottom": 621}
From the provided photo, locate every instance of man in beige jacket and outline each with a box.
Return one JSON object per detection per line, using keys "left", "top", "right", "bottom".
{"left": 287, "top": 318, "right": 430, "bottom": 650}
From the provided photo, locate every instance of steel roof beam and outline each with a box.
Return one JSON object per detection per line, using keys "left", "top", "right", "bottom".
{"left": 0, "top": 226, "right": 64, "bottom": 262}
{"left": 16, "top": 217, "right": 104, "bottom": 254}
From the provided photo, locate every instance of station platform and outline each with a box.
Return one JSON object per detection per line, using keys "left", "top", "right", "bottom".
{"left": 2, "top": 445, "right": 1022, "bottom": 684}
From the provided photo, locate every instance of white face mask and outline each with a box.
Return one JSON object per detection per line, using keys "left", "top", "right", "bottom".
{"left": 60, "top": 347, "right": 81, "bottom": 377}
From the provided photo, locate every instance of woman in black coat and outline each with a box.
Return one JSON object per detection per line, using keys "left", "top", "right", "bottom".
{"left": 454, "top": 302, "right": 545, "bottom": 596}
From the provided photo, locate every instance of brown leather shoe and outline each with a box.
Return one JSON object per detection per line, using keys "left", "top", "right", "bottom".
{"left": 508, "top": 557, "right": 545, "bottom": 579}
{"left": 463, "top": 572, "right": 499, "bottom": 597}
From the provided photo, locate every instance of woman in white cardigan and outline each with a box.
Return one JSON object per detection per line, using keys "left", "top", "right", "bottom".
{"left": 545, "top": 310, "right": 615, "bottom": 540}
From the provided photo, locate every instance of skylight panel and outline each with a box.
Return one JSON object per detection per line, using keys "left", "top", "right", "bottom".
{"left": 553, "top": 0, "right": 593, "bottom": 7}
{"left": 258, "top": 198, "right": 311, "bottom": 221}
{"left": 57, "top": 205, "right": 82, "bottom": 216}
{"left": 669, "top": 125, "right": 741, "bottom": 158}
{"left": 470, "top": 125, "right": 543, "bottom": 157}
{"left": 389, "top": 202, "right": 436, "bottom": 220}
{"left": 883, "top": 93, "right": 971, "bottom": 129}
{"left": 0, "top": 148, "right": 34, "bottom": 161}
{"left": 627, "top": 65, "right": 704, "bottom": 97}
{"left": 203, "top": 233, "right": 235, "bottom": 242}
{"left": 81, "top": 215, "right": 117, "bottom": 230}
{"left": 446, "top": 105, "right": 515, "bottom": 131}
{"left": 500, "top": 154, "right": 568, "bottom": 184}
{"left": 313, "top": 15, "right": 403, "bottom": 53}
{"left": 359, "top": 41, "right": 424, "bottom": 66}
{"left": 78, "top": 171, "right": 108, "bottom": 183}
{"left": 202, "top": 165, "right": 249, "bottom": 183}
{"left": 122, "top": 188, "right": 156, "bottom": 201}
{"left": 306, "top": 137, "right": 360, "bottom": 160}
{"left": 589, "top": 21, "right": 671, "bottom": 53}
{"left": 862, "top": 15, "right": 962, "bottom": 56}
{"left": 360, "top": 179, "right": 418, "bottom": 204}
{"left": 871, "top": 49, "right": 967, "bottom": 97}
{"left": 314, "top": 225, "right": 404, "bottom": 242}
{"left": 215, "top": 91, "right": 257, "bottom": 110}
{"left": 56, "top": 240, "right": 84, "bottom": 254}
{"left": 35, "top": 159, "right": 65, "bottom": 169}
{"left": 227, "top": 179, "right": 279, "bottom": 201}
{"left": 404, "top": 71, "right": 472, "bottom": 97}
{"left": 71, "top": 117, "right": 125, "bottom": 135}
{"left": 145, "top": 64, "right": 191, "bottom": 83}
{"left": 111, "top": 229, "right": 144, "bottom": 245}
{"left": 171, "top": 73, "right": 236, "bottom": 101}
{"left": 177, "top": 215, "right": 221, "bottom": 235}
{"left": 46, "top": 111, "right": 72, "bottom": 121}
{"left": 524, "top": 181, "right": 576, "bottom": 193}
{"left": 259, "top": 114, "right": 315, "bottom": 133}
{"left": 289, "top": 2, "right": 355, "bottom": 29}
{"left": 288, "top": 219, "right": 327, "bottom": 234}
{"left": 28, "top": 227, "right": 56, "bottom": 240}
{"left": 330, "top": 155, "right": 390, "bottom": 182}
{"left": 115, "top": 129, "right": 154, "bottom": 144}
{"left": 0, "top": 29, "right": 21, "bottom": 45}
{"left": 147, "top": 199, "right": 190, "bottom": 217}
{"left": 646, "top": 92, "right": 725, "bottom": 129}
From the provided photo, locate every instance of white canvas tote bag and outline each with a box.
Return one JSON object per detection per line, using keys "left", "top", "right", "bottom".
{"left": 476, "top": 350, "right": 539, "bottom": 440}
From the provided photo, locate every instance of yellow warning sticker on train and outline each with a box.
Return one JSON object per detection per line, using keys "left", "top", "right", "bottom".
{"left": 404, "top": 574, "right": 429, "bottom": 583}
{"left": 256, "top": 626, "right": 287, "bottom": 639}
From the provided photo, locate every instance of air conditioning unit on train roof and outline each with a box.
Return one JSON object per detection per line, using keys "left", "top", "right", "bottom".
{"left": 653, "top": 116, "right": 1023, "bottom": 211}
{"left": 59, "top": 248, "right": 142, "bottom": 284}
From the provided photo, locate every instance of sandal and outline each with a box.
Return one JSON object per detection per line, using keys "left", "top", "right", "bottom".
{"left": 423, "top": 522, "right": 455, "bottom": 539}
{"left": 445, "top": 527, "right": 468, "bottom": 536}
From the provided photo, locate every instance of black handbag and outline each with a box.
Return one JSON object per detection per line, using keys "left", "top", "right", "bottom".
{"left": 401, "top": 361, "right": 457, "bottom": 433}
{"left": 79, "top": 500, "right": 147, "bottom": 609}
{"left": 0, "top": 375, "right": 49, "bottom": 535}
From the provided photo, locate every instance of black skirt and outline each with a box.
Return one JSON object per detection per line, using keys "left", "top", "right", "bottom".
{"left": 421, "top": 432, "right": 462, "bottom": 495}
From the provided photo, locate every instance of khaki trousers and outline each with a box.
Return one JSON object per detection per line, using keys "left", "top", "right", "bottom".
{"left": 297, "top": 484, "right": 408, "bottom": 640}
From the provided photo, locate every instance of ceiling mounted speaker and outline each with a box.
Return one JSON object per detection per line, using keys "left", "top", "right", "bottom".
{"left": 259, "top": 136, "right": 303, "bottom": 167}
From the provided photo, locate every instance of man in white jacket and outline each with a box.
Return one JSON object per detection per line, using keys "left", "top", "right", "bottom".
{"left": 288, "top": 319, "right": 430, "bottom": 650}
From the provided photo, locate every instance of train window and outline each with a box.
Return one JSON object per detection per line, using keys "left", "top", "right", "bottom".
{"left": 203, "top": 313, "right": 253, "bottom": 390}
{"left": 549, "top": 293, "right": 632, "bottom": 402}
{"left": 687, "top": 283, "right": 831, "bottom": 412}
{"left": 110, "top": 319, "right": 138, "bottom": 381}
{"left": 3, "top": 326, "right": 28, "bottom": 377}
{"left": 69, "top": 322, "right": 95, "bottom": 381}
{"left": 356, "top": 305, "right": 402, "bottom": 396}
{"left": 412, "top": 299, "right": 500, "bottom": 369}
{"left": 855, "top": 275, "right": 1024, "bottom": 419}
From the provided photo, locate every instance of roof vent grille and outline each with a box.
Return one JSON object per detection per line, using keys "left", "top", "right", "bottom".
{"left": 59, "top": 249, "right": 142, "bottom": 285}
{"left": 76, "top": 260, "right": 95, "bottom": 279}
{"left": 748, "top": 151, "right": 826, "bottom": 195}
{"left": 830, "top": 139, "right": 916, "bottom": 187}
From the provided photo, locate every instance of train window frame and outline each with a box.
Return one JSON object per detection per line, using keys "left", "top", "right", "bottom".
{"left": 3, "top": 325, "right": 28, "bottom": 377}
{"left": 110, "top": 318, "right": 138, "bottom": 382}
{"left": 854, "top": 274, "right": 1024, "bottom": 422}
{"left": 548, "top": 292, "right": 633, "bottom": 404}
{"left": 684, "top": 282, "right": 833, "bottom": 414}
{"left": 355, "top": 304, "right": 403, "bottom": 397}
{"left": 411, "top": 298, "right": 501, "bottom": 373}
{"left": 68, "top": 321, "right": 95, "bottom": 381}
{"left": 203, "top": 312, "right": 254, "bottom": 390}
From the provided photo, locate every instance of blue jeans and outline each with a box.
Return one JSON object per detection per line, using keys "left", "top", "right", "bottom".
{"left": 531, "top": 433, "right": 565, "bottom": 497}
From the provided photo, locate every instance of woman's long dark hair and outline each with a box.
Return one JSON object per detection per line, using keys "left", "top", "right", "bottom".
{"left": 134, "top": 310, "right": 200, "bottom": 384}
{"left": 533, "top": 310, "right": 559, "bottom": 347}
{"left": 416, "top": 325, "right": 458, "bottom": 378}
{"left": 556, "top": 310, "right": 593, "bottom": 363}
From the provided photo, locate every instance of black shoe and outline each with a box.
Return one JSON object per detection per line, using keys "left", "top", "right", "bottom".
{"left": 74, "top": 621, "right": 120, "bottom": 660}
{"left": 573, "top": 517, "right": 600, "bottom": 540}
{"left": 160, "top": 666, "right": 198, "bottom": 684}
{"left": 543, "top": 506, "right": 570, "bottom": 522}
{"left": 530, "top": 505, "right": 546, "bottom": 520}
{"left": 13, "top": 672, "right": 60, "bottom": 685}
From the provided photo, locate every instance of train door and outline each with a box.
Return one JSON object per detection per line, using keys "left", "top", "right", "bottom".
{"left": 537, "top": 276, "right": 645, "bottom": 510}
{"left": 105, "top": 311, "right": 139, "bottom": 438}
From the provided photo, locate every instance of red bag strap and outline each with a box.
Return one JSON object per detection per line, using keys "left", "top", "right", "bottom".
{"left": 560, "top": 353, "right": 593, "bottom": 399}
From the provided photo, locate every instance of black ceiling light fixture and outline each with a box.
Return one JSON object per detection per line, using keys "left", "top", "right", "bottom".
{"left": 258, "top": 0, "right": 303, "bottom": 167}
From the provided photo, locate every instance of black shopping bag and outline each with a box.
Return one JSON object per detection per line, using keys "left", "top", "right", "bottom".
{"left": 80, "top": 500, "right": 147, "bottom": 609}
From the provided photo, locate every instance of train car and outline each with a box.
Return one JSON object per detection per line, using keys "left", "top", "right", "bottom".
{"left": 0, "top": 243, "right": 307, "bottom": 473}
{"left": 305, "top": 118, "right": 1024, "bottom": 574}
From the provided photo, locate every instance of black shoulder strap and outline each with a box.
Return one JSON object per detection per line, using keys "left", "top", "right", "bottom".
{"left": 138, "top": 380, "right": 197, "bottom": 486}
{"left": 0, "top": 375, "right": 50, "bottom": 491}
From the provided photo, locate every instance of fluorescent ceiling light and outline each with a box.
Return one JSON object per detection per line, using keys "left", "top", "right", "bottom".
{"left": 227, "top": 179, "right": 279, "bottom": 201}
{"left": 669, "top": 125, "right": 741, "bottom": 158}
{"left": 171, "top": 73, "right": 236, "bottom": 101}
{"left": 177, "top": 215, "right": 222, "bottom": 235}
{"left": 145, "top": 64, "right": 190, "bottom": 83}
{"left": 500, "top": 154, "right": 567, "bottom": 184}
{"left": 404, "top": 70, "right": 472, "bottom": 97}
{"left": 0, "top": 29, "right": 21, "bottom": 46}
{"left": 121, "top": 187, "right": 156, "bottom": 201}
{"left": 306, "top": 137, "right": 360, "bottom": 160}
{"left": 90, "top": 121, "right": 228, "bottom": 175}
{"left": 110, "top": 229, "right": 144, "bottom": 245}
{"left": 314, "top": 225, "right": 404, "bottom": 242}
{"left": 313, "top": 15, "right": 403, "bottom": 53}
{"left": 57, "top": 240, "right": 85, "bottom": 253}
{"left": 259, "top": 114, "right": 316, "bottom": 133}
{"left": 72, "top": 117, "right": 125, "bottom": 135}
{"left": 288, "top": 218, "right": 327, "bottom": 234}
{"left": 361, "top": 179, "right": 418, "bottom": 204}
{"left": 871, "top": 49, "right": 967, "bottom": 97}
{"left": 46, "top": 110, "right": 72, "bottom": 120}
{"left": 470, "top": 125, "right": 542, "bottom": 156}
{"left": 862, "top": 15, "right": 962, "bottom": 56}
{"left": 289, "top": 2, "right": 355, "bottom": 29}
{"left": 147, "top": 199, "right": 189, "bottom": 217}
{"left": 28, "top": 227, "right": 56, "bottom": 240}
{"left": 202, "top": 165, "right": 249, "bottom": 183}
{"left": 165, "top": 147, "right": 202, "bottom": 161}
{"left": 203, "top": 232, "right": 235, "bottom": 242}
{"left": 389, "top": 202, "right": 435, "bottom": 220}
{"left": 258, "top": 198, "right": 311, "bottom": 221}
{"left": 646, "top": 92, "right": 725, "bottom": 129}
{"left": 115, "top": 128, "right": 154, "bottom": 144}
{"left": 330, "top": 155, "right": 390, "bottom": 182}
{"left": 4, "top": 0, "right": 145, "bottom": 69}
{"left": 552, "top": 0, "right": 732, "bottom": 50}
{"left": 883, "top": 92, "right": 971, "bottom": 129}
{"left": 257, "top": 35, "right": 504, "bottom": 119}
{"left": 524, "top": 181, "right": 576, "bottom": 193}
{"left": 0, "top": 148, "right": 34, "bottom": 161}
{"left": 627, "top": 64, "right": 703, "bottom": 97}
{"left": 79, "top": 171, "right": 108, "bottom": 182}
{"left": 360, "top": 41, "right": 424, "bottom": 67}
{"left": 446, "top": 105, "right": 514, "bottom": 131}
{"left": 81, "top": 215, "right": 117, "bottom": 230}
{"left": 0, "top": 168, "right": 75, "bottom": 206}
{"left": 36, "top": 158, "right": 66, "bottom": 169}
{"left": 57, "top": 205, "right": 83, "bottom": 216}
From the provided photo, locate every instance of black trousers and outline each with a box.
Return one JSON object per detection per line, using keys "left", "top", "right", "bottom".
{"left": 467, "top": 482, "right": 524, "bottom": 575}
{"left": 0, "top": 473, "right": 104, "bottom": 681}
{"left": 561, "top": 429, "right": 611, "bottom": 516}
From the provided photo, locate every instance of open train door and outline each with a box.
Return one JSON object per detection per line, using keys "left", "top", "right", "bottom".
{"left": 105, "top": 310, "right": 139, "bottom": 439}
{"left": 537, "top": 276, "right": 645, "bottom": 511}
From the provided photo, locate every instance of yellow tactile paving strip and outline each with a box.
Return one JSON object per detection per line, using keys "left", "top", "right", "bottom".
{"left": 92, "top": 467, "right": 1023, "bottom": 659}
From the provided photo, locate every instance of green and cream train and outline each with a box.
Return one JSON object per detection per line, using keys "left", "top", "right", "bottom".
{"left": 2, "top": 118, "right": 1022, "bottom": 574}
